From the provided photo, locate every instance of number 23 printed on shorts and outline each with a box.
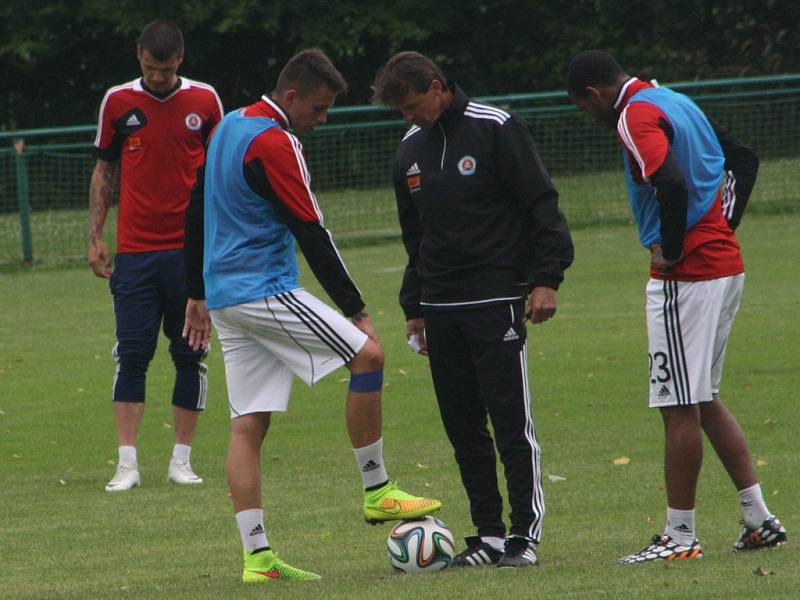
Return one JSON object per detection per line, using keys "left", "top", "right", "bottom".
{"left": 648, "top": 351, "right": 675, "bottom": 403}
{"left": 648, "top": 351, "right": 671, "bottom": 385}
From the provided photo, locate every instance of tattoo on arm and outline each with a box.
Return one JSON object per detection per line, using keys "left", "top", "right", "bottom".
{"left": 88, "top": 161, "right": 119, "bottom": 243}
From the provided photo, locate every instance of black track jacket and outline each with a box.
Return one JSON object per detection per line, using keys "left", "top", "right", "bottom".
{"left": 393, "top": 84, "right": 574, "bottom": 319}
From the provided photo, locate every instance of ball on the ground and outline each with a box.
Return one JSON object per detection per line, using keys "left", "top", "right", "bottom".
{"left": 387, "top": 516, "right": 455, "bottom": 573}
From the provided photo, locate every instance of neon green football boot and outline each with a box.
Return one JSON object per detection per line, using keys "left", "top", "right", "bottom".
{"left": 242, "top": 549, "right": 321, "bottom": 583}
{"left": 363, "top": 481, "right": 442, "bottom": 524}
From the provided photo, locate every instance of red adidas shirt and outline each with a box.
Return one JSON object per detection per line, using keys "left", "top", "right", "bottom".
{"left": 94, "top": 77, "right": 223, "bottom": 252}
{"left": 615, "top": 78, "right": 744, "bottom": 281}
{"left": 239, "top": 97, "right": 324, "bottom": 223}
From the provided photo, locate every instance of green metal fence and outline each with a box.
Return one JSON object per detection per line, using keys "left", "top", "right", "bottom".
{"left": 1, "top": 75, "right": 799, "bottom": 265}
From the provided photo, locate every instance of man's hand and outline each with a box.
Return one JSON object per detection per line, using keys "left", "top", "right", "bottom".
{"left": 88, "top": 237, "right": 112, "bottom": 278}
{"left": 183, "top": 298, "right": 211, "bottom": 351}
{"left": 351, "top": 311, "right": 378, "bottom": 341}
{"left": 525, "top": 287, "right": 557, "bottom": 324}
{"left": 405, "top": 317, "right": 428, "bottom": 355}
{"left": 650, "top": 244, "right": 683, "bottom": 273}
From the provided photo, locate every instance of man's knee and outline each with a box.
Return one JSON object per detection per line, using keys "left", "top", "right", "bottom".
{"left": 170, "top": 342, "right": 208, "bottom": 369}
{"left": 172, "top": 361, "right": 208, "bottom": 411}
{"left": 112, "top": 342, "right": 155, "bottom": 402}
{"left": 231, "top": 412, "right": 271, "bottom": 441}
{"left": 349, "top": 338, "right": 384, "bottom": 373}
{"left": 453, "top": 438, "right": 496, "bottom": 462}
{"left": 114, "top": 341, "right": 155, "bottom": 374}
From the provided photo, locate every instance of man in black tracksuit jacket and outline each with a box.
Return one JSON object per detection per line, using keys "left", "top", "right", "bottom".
{"left": 373, "top": 52, "right": 574, "bottom": 568}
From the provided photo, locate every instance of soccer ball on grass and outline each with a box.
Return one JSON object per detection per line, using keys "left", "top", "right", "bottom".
{"left": 387, "top": 516, "right": 455, "bottom": 574}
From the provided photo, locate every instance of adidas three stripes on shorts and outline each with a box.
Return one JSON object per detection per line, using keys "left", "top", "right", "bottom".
{"left": 210, "top": 288, "right": 368, "bottom": 417}
{"left": 645, "top": 273, "right": 744, "bottom": 408}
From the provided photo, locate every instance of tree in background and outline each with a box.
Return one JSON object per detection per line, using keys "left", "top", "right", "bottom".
{"left": 1, "top": 0, "right": 798, "bottom": 129}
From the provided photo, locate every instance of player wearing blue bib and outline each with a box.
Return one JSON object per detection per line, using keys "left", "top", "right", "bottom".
{"left": 568, "top": 49, "right": 786, "bottom": 564}
{"left": 182, "top": 49, "right": 442, "bottom": 583}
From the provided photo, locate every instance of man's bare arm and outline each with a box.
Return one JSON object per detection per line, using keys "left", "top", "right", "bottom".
{"left": 88, "top": 159, "right": 118, "bottom": 278}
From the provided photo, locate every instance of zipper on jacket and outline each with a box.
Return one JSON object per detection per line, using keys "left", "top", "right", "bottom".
{"left": 438, "top": 124, "right": 447, "bottom": 171}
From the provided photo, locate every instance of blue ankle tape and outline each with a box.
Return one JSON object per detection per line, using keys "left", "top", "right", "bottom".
{"left": 349, "top": 370, "right": 384, "bottom": 393}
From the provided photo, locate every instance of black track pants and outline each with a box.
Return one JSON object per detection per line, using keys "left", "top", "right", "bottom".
{"left": 425, "top": 302, "right": 544, "bottom": 541}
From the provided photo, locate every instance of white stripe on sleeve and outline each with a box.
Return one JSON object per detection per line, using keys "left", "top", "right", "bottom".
{"left": 617, "top": 106, "right": 649, "bottom": 181}
{"left": 283, "top": 131, "right": 325, "bottom": 225}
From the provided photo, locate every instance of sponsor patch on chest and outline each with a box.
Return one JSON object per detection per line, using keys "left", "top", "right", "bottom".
{"left": 457, "top": 155, "right": 476, "bottom": 176}
{"left": 406, "top": 162, "right": 421, "bottom": 193}
{"left": 127, "top": 135, "right": 143, "bottom": 151}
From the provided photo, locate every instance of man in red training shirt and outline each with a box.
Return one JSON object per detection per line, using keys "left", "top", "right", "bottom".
{"left": 88, "top": 19, "right": 222, "bottom": 492}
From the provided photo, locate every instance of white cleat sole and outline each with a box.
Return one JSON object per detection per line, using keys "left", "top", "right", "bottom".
{"left": 167, "top": 475, "right": 203, "bottom": 485}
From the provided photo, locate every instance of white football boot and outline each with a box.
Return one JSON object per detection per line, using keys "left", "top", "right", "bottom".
{"left": 167, "top": 458, "right": 203, "bottom": 485}
{"left": 105, "top": 463, "right": 141, "bottom": 492}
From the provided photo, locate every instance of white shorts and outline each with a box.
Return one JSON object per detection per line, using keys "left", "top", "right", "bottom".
{"left": 210, "top": 289, "right": 368, "bottom": 417}
{"left": 645, "top": 273, "right": 744, "bottom": 408}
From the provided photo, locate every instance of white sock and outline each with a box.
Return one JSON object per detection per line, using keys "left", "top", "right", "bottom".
{"left": 481, "top": 536, "right": 505, "bottom": 552}
{"left": 738, "top": 483, "right": 770, "bottom": 528}
{"left": 118, "top": 445, "right": 137, "bottom": 467}
{"left": 236, "top": 509, "right": 269, "bottom": 551}
{"left": 172, "top": 443, "right": 191, "bottom": 462}
{"left": 665, "top": 507, "right": 696, "bottom": 546}
{"left": 354, "top": 437, "right": 389, "bottom": 489}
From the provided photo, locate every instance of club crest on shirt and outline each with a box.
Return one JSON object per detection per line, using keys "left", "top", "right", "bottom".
{"left": 185, "top": 113, "right": 203, "bottom": 131}
{"left": 406, "top": 162, "right": 421, "bottom": 193}
{"left": 458, "top": 155, "right": 476, "bottom": 176}
{"left": 127, "top": 136, "right": 142, "bottom": 151}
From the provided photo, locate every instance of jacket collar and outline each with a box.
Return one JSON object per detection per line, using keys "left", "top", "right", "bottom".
{"left": 614, "top": 77, "right": 655, "bottom": 112}
{"left": 261, "top": 94, "right": 290, "bottom": 129}
{"left": 436, "top": 83, "right": 469, "bottom": 129}
{"left": 249, "top": 95, "right": 290, "bottom": 129}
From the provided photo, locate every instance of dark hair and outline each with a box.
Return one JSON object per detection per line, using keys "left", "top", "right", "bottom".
{"left": 371, "top": 51, "right": 448, "bottom": 106}
{"left": 274, "top": 49, "right": 348, "bottom": 97}
{"left": 138, "top": 20, "right": 184, "bottom": 61}
{"left": 567, "top": 50, "right": 626, "bottom": 98}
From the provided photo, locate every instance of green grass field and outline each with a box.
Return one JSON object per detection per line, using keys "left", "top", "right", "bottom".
{"left": 1, "top": 213, "right": 798, "bottom": 598}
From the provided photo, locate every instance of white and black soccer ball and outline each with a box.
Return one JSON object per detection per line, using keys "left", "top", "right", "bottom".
{"left": 387, "top": 516, "right": 455, "bottom": 574}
